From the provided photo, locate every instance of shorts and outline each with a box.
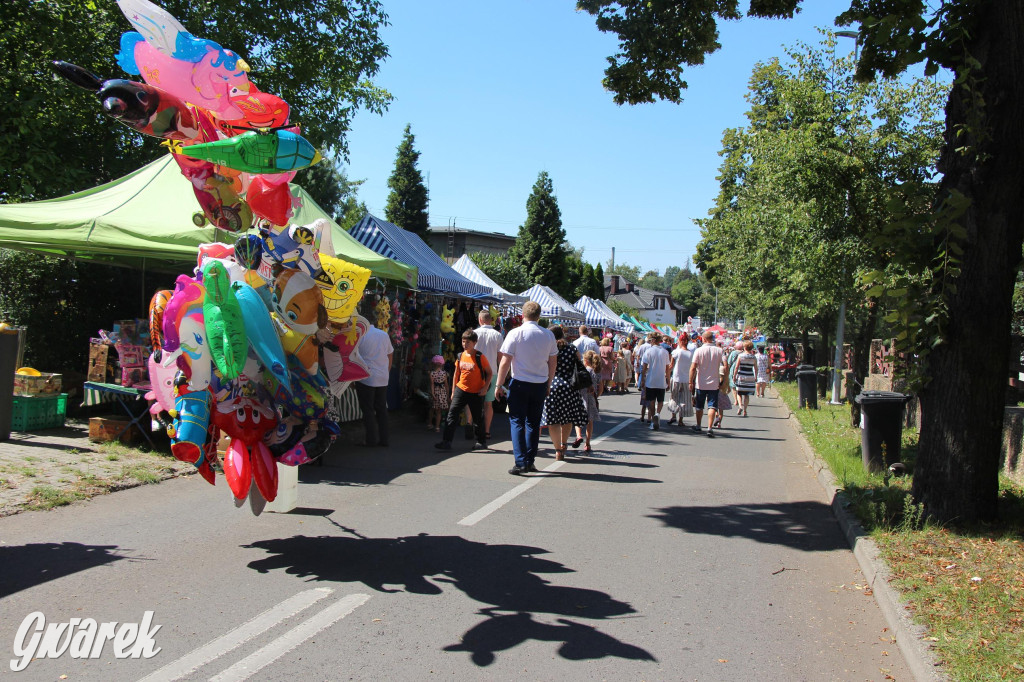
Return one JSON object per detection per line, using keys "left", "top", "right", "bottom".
{"left": 694, "top": 388, "right": 720, "bottom": 411}
{"left": 484, "top": 374, "right": 497, "bottom": 402}
{"left": 645, "top": 387, "right": 666, "bottom": 403}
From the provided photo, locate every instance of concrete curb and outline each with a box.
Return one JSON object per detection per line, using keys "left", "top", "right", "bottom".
{"left": 775, "top": 391, "right": 947, "bottom": 682}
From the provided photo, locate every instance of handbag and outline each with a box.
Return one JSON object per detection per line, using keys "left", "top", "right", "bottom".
{"left": 572, "top": 357, "right": 593, "bottom": 391}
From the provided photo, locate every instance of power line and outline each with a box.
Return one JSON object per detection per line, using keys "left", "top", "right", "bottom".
{"left": 431, "top": 214, "right": 702, "bottom": 232}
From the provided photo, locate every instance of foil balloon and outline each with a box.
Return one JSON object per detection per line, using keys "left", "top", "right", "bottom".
{"left": 262, "top": 220, "right": 327, "bottom": 277}
{"left": 213, "top": 395, "right": 278, "bottom": 501}
{"left": 313, "top": 255, "right": 370, "bottom": 324}
{"left": 162, "top": 275, "right": 212, "bottom": 391}
{"left": 232, "top": 281, "right": 290, "bottom": 391}
{"left": 270, "top": 268, "right": 326, "bottom": 376}
{"left": 148, "top": 289, "right": 172, "bottom": 352}
{"left": 52, "top": 62, "right": 199, "bottom": 141}
{"left": 176, "top": 130, "right": 322, "bottom": 174}
{"left": 247, "top": 175, "right": 293, "bottom": 226}
{"left": 201, "top": 260, "right": 248, "bottom": 379}
{"left": 169, "top": 387, "right": 216, "bottom": 485}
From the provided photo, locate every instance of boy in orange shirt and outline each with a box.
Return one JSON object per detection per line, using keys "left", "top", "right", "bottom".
{"left": 436, "top": 329, "right": 492, "bottom": 450}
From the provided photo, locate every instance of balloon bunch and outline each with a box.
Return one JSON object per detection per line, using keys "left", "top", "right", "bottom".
{"left": 145, "top": 233, "right": 370, "bottom": 511}
{"left": 53, "top": 0, "right": 322, "bottom": 231}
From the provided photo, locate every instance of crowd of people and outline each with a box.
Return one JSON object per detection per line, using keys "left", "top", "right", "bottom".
{"left": 354, "top": 299, "right": 774, "bottom": 475}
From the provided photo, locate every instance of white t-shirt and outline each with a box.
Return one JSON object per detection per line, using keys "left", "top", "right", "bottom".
{"left": 691, "top": 344, "right": 725, "bottom": 390}
{"left": 357, "top": 325, "right": 394, "bottom": 387}
{"left": 473, "top": 324, "right": 503, "bottom": 377}
{"left": 498, "top": 321, "right": 557, "bottom": 384}
{"left": 643, "top": 345, "right": 670, "bottom": 390}
{"left": 633, "top": 342, "right": 650, "bottom": 370}
{"left": 573, "top": 335, "right": 599, "bottom": 356}
{"left": 671, "top": 347, "right": 692, "bottom": 384}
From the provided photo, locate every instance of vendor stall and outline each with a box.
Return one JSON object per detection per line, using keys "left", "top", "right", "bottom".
{"left": 518, "top": 285, "right": 585, "bottom": 324}
{"left": 574, "top": 295, "right": 632, "bottom": 333}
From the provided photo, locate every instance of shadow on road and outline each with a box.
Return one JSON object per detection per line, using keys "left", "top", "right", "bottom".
{"left": 0, "top": 542, "right": 127, "bottom": 598}
{"left": 647, "top": 502, "right": 847, "bottom": 552}
{"left": 243, "top": 532, "right": 655, "bottom": 666}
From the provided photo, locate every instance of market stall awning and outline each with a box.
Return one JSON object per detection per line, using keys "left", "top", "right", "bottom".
{"left": 348, "top": 214, "right": 495, "bottom": 297}
{"left": 519, "top": 284, "right": 585, "bottom": 322}
{"left": 451, "top": 254, "right": 528, "bottom": 304}
{"left": 0, "top": 156, "right": 417, "bottom": 284}
{"left": 573, "top": 296, "right": 632, "bottom": 332}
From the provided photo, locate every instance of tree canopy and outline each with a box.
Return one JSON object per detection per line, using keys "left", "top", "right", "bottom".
{"left": 384, "top": 124, "right": 430, "bottom": 236}
{"left": 509, "top": 171, "right": 569, "bottom": 295}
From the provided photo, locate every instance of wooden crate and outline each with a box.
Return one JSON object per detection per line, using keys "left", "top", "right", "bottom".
{"left": 88, "top": 417, "right": 141, "bottom": 444}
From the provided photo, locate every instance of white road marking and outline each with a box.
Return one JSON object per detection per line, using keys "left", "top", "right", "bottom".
{"left": 208, "top": 593, "right": 371, "bottom": 682}
{"left": 458, "top": 417, "right": 636, "bottom": 526}
{"left": 137, "top": 588, "right": 333, "bottom": 682}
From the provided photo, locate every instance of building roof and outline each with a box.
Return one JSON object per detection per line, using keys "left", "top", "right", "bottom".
{"left": 426, "top": 226, "right": 517, "bottom": 241}
{"left": 603, "top": 274, "right": 679, "bottom": 311}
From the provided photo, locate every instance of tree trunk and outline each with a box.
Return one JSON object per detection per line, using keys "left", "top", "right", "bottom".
{"left": 913, "top": 0, "right": 1024, "bottom": 524}
{"left": 850, "top": 298, "right": 879, "bottom": 427}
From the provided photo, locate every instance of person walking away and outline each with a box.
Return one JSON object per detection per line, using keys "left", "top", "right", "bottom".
{"left": 580, "top": 349, "right": 602, "bottom": 453}
{"left": 573, "top": 325, "right": 599, "bottom": 357}
{"left": 473, "top": 310, "right": 504, "bottom": 439}
{"left": 495, "top": 301, "right": 557, "bottom": 475}
{"left": 668, "top": 333, "right": 694, "bottom": 427}
{"left": 614, "top": 346, "right": 629, "bottom": 394}
{"left": 727, "top": 341, "right": 743, "bottom": 406}
{"left": 542, "top": 325, "right": 591, "bottom": 461}
{"left": 436, "top": 330, "right": 491, "bottom": 450}
{"left": 732, "top": 340, "right": 758, "bottom": 416}
{"left": 641, "top": 334, "right": 671, "bottom": 430}
{"left": 427, "top": 355, "right": 449, "bottom": 432}
{"left": 633, "top": 334, "right": 652, "bottom": 423}
{"left": 689, "top": 330, "right": 726, "bottom": 437}
{"left": 598, "top": 337, "right": 615, "bottom": 397}
{"left": 755, "top": 345, "right": 770, "bottom": 397}
{"left": 354, "top": 320, "right": 394, "bottom": 447}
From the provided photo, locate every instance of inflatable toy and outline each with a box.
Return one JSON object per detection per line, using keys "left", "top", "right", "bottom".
{"left": 262, "top": 220, "right": 326, "bottom": 277}
{"left": 214, "top": 395, "right": 278, "bottom": 501}
{"left": 232, "top": 281, "right": 290, "bottom": 391}
{"left": 270, "top": 267, "right": 326, "bottom": 376}
{"left": 169, "top": 386, "right": 215, "bottom": 484}
{"left": 247, "top": 175, "right": 293, "bottom": 226}
{"left": 201, "top": 260, "right": 248, "bottom": 379}
{"left": 314, "top": 254, "right": 370, "bottom": 324}
{"left": 148, "top": 289, "right": 172, "bottom": 351}
{"left": 321, "top": 314, "right": 370, "bottom": 393}
{"left": 177, "top": 130, "right": 321, "bottom": 174}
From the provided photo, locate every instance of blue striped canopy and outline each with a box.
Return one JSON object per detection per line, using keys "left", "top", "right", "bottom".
{"left": 519, "top": 284, "right": 585, "bottom": 322}
{"left": 574, "top": 296, "right": 632, "bottom": 332}
{"left": 349, "top": 214, "right": 495, "bottom": 297}
{"left": 451, "top": 254, "right": 529, "bottom": 304}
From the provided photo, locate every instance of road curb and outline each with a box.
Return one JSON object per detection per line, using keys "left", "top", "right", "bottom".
{"left": 775, "top": 392, "right": 947, "bottom": 682}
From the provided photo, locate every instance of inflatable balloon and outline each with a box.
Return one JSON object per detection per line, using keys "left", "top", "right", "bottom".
{"left": 262, "top": 220, "right": 326, "bottom": 277}
{"left": 162, "top": 275, "right": 212, "bottom": 391}
{"left": 247, "top": 175, "right": 294, "bottom": 226}
{"left": 232, "top": 281, "right": 290, "bottom": 391}
{"left": 177, "top": 130, "right": 321, "bottom": 174}
{"left": 169, "top": 386, "right": 215, "bottom": 484}
{"left": 314, "top": 255, "right": 370, "bottom": 324}
{"left": 52, "top": 62, "right": 200, "bottom": 141}
{"left": 321, "top": 314, "right": 370, "bottom": 392}
{"left": 201, "top": 260, "right": 248, "bottom": 379}
{"left": 148, "top": 289, "right": 172, "bottom": 351}
{"left": 213, "top": 395, "right": 278, "bottom": 501}
{"left": 270, "top": 269, "right": 326, "bottom": 377}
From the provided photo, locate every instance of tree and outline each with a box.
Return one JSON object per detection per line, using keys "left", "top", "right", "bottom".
{"left": 0, "top": 0, "right": 391, "bottom": 203}
{"left": 297, "top": 161, "right": 368, "bottom": 231}
{"left": 639, "top": 269, "right": 666, "bottom": 292}
{"left": 592, "top": 263, "right": 606, "bottom": 301}
{"left": 606, "top": 299, "right": 641, "bottom": 319}
{"left": 469, "top": 252, "right": 532, "bottom": 294}
{"left": 509, "top": 171, "right": 568, "bottom": 294}
{"left": 579, "top": 0, "right": 1021, "bottom": 525}
{"left": 384, "top": 124, "right": 430, "bottom": 236}
{"left": 604, "top": 261, "right": 642, "bottom": 284}
{"left": 663, "top": 265, "right": 682, "bottom": 293}
{"left": 670, "top": 272, "right": 702, "bottom": 317}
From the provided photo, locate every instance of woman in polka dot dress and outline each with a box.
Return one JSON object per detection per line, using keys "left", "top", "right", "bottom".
{"left": 542, "top": 326, "right": 590, "bottom": 461}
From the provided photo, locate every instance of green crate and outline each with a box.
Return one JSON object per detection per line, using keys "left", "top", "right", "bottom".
{"left": 11, "top": 393, "right": 68, "bottom": 431}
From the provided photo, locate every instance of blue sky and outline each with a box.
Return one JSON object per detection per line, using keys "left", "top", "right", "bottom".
{"left": 344, "top": 0, "right": 856, "bottom": 275}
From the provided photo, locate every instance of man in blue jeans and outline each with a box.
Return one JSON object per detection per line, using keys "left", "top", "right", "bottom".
{"left": 495, "top": 301, "right": 557, "bottom": 475}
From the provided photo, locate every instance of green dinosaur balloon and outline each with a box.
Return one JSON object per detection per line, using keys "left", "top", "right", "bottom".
{"left": 177, "top": 130, "right": 322, "bottom": 174}
{"left": 202, "top": 260, "right": 249, "bottom": 379}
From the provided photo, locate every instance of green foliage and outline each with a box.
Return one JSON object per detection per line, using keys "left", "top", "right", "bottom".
{"left": 592, "top": 263, "right": 605, "bottom": 300}
{"left": 0, "top": 249, "right": 170, "bottom": 376}
{"left": 384, "top": 124, "right": 430, "bottom": 236}
{"left": 469, "top": 251, "right": 532, "bottom": 295}
{"left": 576, "top": 262, "right": 595, "bottom": 301}
{"left": 606, "top": 298, "right": 640, "bottom": 319}
{"left": 508, "top": 171, "right": 568, "bottom": 294}
{"left": 296, "top": 161, "right": 367, "bottom": 230}
{"left": 605, "top": 261, "right": 641, "bottom": 283}
{"left": 639, "top": 269, "right": 666, "bottom": 293}
{"left": 0, "top": 0, "right": 391, "bottom": 203}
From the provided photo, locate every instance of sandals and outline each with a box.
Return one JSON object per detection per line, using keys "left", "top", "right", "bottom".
{"left": 555, "top": 446, "right": 566, "bottom": 461}
{"left": 583, "top": 446, "right": 593, "bottom": 455}
{"left": 571, "top": 437, "right": 584, "bottom": 449}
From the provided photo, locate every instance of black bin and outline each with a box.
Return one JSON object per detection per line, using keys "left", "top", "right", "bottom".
{"left": 0, "top": 329, "right": 18, "bottom": 440}
{"left": 796, "top": 364, "right": 818, "bottom": 409}
{"left": 855, "top": 390, "right": 911, "bottom": 472}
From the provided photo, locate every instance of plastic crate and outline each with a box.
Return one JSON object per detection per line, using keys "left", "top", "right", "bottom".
{"left": 11, "top": 393, "right": 68, "bottom": 431}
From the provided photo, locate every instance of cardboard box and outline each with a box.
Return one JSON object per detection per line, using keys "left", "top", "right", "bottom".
{"left": 88, "top": 342, "right": 116, "bottom": 383}
{"left": 13, "top": 372, "right": 62, "bottom": 395}
{"left": 88, "top": 417, "right": 141, "bottom": 444}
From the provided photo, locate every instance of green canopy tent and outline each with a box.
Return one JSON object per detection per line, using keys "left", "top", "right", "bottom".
{"left": 0, "top": 155, "right": 417, "bottom": 285}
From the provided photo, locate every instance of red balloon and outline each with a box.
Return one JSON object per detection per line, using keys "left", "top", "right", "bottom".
{"left": 247, "top": 175, "right": 294, "bottom": 226}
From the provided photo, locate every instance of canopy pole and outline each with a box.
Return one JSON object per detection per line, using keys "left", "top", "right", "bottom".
{"left": 141, "top": 257, "right": 146, "bottom": 311}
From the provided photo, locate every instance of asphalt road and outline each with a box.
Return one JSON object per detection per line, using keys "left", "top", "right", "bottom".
{"left": 0, "top": 391, "right": 911, "bottom": 681}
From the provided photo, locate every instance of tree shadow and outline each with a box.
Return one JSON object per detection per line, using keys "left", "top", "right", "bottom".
{"left": 0, "top": 542, "right": 128, "bottom": 598}
{"left": 540, "top": 471, "right": 662, "bottom": 484}
{"left": 243, "top": 532, "right": 655, "bottom": 666}
{"left": 647, "top": 502, "right": 847, "bottom": 552}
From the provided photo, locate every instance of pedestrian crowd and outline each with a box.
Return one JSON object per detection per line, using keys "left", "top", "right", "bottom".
{"left": 353, "top": 300, "right": 772, "bottom": 475}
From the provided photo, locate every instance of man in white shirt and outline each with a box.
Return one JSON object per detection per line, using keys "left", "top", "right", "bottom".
{"left": 354, "top": 322, "right": 394, "bottom": 447}
{"left": 495, "top": 301, "right": 557, "bottom": 475}
{"left": 573, "top": 325, "right": 599, "bottom": 356}
{"left": 641, "top": 333, "right": 671, "bottom": 430}
{"left": 689, "top": 329, "right": 727, "bottom": 438}
{"left": 473, "top": 310, "right": 504, "bottom": 438}
{"left": 632, "top": 336, "right": 651, "bottom": 422}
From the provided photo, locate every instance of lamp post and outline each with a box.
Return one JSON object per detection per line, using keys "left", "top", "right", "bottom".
{"left": 830, "top": 29, "right": 859, "bottom": 405}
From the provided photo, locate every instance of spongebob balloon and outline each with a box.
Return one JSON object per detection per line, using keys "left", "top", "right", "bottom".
{"left": 313, "top": 255, "right": 370, "bottom": 325}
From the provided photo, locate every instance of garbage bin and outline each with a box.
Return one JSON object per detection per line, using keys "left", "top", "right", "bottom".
{"left": 796, "top": 364, "right": 818, "bottom": 409}
{"left": 855, "top": 390, "right": 911, "bottom": 472}
{"left": 0, "top": 328, "right": 20, "bottom": 440}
